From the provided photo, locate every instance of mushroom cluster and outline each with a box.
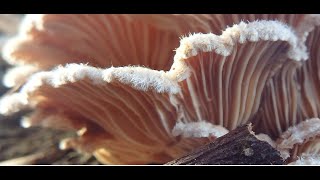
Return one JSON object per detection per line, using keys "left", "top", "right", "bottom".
{"left": 1, "top": 14, "right": 320, "bottom": 164}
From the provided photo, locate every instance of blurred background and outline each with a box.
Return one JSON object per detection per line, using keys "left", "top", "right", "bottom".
{"left": 0, "top": 14, "right": 100, "bottom": 165}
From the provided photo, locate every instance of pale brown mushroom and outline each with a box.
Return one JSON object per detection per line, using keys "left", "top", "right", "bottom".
{"left": 1, "top": 14, "right": 185, "bottom": 90}
{"left": 0, "top": 17, "right": 308, "bottom": 164}
{"left": 247, "top": 15, "right": 320, "bottom": 164}
{"left": 1, "top": 14, "right": 309, "bottom": 88}
{"left": 0, "top": 15, "right": 318, "bottom": 164}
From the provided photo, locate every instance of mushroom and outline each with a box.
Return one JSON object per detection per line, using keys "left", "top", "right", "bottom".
{"left": 1, "top": 14, "right": 308, "bottom": 88}
{"left": 253, "top": 15, "right": 320, "bottom": 163}
{"left": 1, "top": 14, "right": 320, "bottom": 164}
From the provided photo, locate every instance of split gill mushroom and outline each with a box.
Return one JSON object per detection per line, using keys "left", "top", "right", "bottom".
{"left": 1, "top": 14, "right": 320, "bottom": 165}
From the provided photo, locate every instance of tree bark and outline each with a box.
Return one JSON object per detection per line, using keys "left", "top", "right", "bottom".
{"left": 166, "top": 124, "right": 284, "bottom": 165}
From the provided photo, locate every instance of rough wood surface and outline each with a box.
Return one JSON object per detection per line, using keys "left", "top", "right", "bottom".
{"left": 166, "top": 124, "right": 284, "bottom": 165}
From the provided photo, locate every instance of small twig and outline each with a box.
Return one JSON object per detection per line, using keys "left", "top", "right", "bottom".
{"left": 166, "top": 124, "right": 284, "bottom": 165}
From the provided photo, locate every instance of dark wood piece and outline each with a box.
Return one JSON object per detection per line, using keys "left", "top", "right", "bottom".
{"left": 166, "top": 124, "right": 283, "bottom": 165}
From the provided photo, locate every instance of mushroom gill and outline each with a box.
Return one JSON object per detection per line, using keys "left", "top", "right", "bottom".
{"left": 249, "top": 15, "right": 320, "bottom": 164}
{"left": 3, "top": 14, "right": 180, "bottom": 70}
{"left": 168, "top": 20, "right": 304, "bottom": 131}
{"left": 1, "top": 14, "right": 187, "bottom": 89}
{"left": 0, "top": 18, "right": 307, "bottom": 164}
{"left": 1, "top": 14, "right": 308, "bottom": 89}
{"left": 3, "top": 14, "right": 320, "bottom": 165}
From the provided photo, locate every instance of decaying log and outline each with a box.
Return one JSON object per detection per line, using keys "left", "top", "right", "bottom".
{"left": 166, "top": 124, "right": 284, "bottom": 165}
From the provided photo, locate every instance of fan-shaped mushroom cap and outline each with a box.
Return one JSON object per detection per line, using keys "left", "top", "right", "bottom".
{"left": 251, "top": 16, "right": 320, "bottom": 164}
{"left": 2, "top": 14, "right": 181, "bottom": 71}
{"left": 2, "top": 15, "right": 309, "bottom": 89}
{"left": 0, "top": 20, "right": 305, "bottom": 164}
{"left": 169, "top": 20, "right": 304, "bottom": 131}
{"left": 255, "top": 15, "right": 320, "bottom": 138}
{"left": 3, "top": 65, "right": 38, "bottom": 87}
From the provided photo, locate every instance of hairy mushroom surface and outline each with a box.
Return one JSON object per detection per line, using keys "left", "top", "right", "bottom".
{"left": 1, "top": 14, "right": 320, "bottom": 165}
